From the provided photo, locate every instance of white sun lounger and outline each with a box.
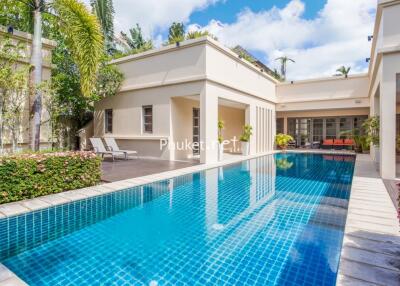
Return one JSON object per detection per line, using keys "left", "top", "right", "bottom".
{"left": 89, "top": 138, "right": 123, "bottom": 161}
{"left": 104, "top": 137, "right": 138, "bottom": 160}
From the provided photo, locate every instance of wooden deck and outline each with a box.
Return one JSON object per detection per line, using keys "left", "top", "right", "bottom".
{"left": 101, "top": 158, "right": 199, "bottom": 182}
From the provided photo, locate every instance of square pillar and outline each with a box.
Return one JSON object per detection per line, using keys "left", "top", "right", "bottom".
{"left": 245, "top": 105, "right": 257, "bottom": 155}
{"left": 200, "top": 83, "right": 218, "bottom": 164}
{"left": 380, "top": 55, "right": 398, "bottom": 179}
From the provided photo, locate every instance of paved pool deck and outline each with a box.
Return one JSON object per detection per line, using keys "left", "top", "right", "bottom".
{"left": 0, "top": 151, "right": 399, "bottom": 285}
{"left": 336, "top": 154, "right": 400, "bottom": 286}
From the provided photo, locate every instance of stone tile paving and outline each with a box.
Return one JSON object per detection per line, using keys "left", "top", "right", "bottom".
{"left": 336, "top": 154, "right": 400, "bottom": 286}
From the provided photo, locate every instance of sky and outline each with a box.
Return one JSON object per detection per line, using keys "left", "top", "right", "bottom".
{"left": 89, "top": 0, "right": 378, "bottom": 80}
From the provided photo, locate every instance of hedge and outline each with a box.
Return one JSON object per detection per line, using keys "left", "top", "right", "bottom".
{"left": 0, "top": 151, "right": 102, "bottom": 204}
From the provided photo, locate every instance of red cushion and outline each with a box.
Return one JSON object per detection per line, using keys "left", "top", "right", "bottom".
{"left": 344, "top": 139, "right": 354, "bottom": 145}
{"left": 323, "top": 139, "right": 334, "bottom": 145}
{"left": 333, "top": 139, "right": 344, "bottom": 145}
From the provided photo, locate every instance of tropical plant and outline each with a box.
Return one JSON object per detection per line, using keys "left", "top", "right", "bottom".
{"left": 90, "top": 0, "right": 115, "bottom": 54}
{"left": 272, "top": 69, "right": 283, "bottom": 81}
{"left": 240, "top": 125, "right": 253, "bottom": 142}
{"left": 117, "top": 24, "right": 153, "bottom": 54}
{"left": 167, "top": 22, "right": 185, "bottom": 45}
{"left": 275, "top": 56, "right": 295, "bottom": 80}
{"left": 336, "top": 66, "right": 351, "bottom": 77}
{"left": 218, "top": 120, "right": 224, "bottom": 144}
{"left": 275, "top": 133, "right": 294, "bottom": 150}
{"left": 237, "top": 51, "right": 255, "bottom": 64}
{"left": 186, "top": 30, "right": 217, "bottom": 40}
{"left": 363, "top": 116, "right": 379, "bottom": 146}
{"left": 5, "top": 0, "right": 104, "bottom": 151}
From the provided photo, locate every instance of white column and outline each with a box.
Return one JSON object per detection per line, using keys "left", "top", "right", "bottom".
{"left": 200, "top": 83, "right": 218, "bottom": 164}
{"left": 380, "top": 55, "right": 398, "bottom": 179}
{"left": 246, "top": 105, "right": 257, "bottom": 155}
{"left": 272, "top": 109, "right": 276, "bottom": 150}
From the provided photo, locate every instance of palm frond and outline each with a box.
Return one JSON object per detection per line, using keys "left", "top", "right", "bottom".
{"left": 53, "top": 0, "right": 104, "bottom": 97}
{"left": 90, "top": 0, "right": 114, "bottom": 52}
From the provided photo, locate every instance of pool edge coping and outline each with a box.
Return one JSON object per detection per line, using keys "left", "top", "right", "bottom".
{"left": 0, "top": 264, "right": 27, "bottom": 286}
{"left": 336, "top": 154, "right": 400, "bottom": 286}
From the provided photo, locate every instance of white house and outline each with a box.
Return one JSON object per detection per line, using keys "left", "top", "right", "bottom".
{"left": 92, "top": 0, "right": 400, "bottom": 180}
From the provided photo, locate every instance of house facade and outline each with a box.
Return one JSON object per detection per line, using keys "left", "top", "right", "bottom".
{"left": 93, "top": 0, "right": 400, "bottom": 180}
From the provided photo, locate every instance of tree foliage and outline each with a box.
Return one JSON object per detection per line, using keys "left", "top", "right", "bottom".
{"left": 53, "top": 0, "right": 104, "bottom": 97}
{"left": 116, "top": 24, "right": 153, "bottom": 55}
{"left": 90, "top": 0, "right": 115, "bottom": 54}
{"left": 335, "top": 66, "right": 351, "bottom": 77}
{"left": 167, "top": 22, "right": 185, "bottom": 44}
{"left": 0, "top": 37, "right": 30, "bottom": 152}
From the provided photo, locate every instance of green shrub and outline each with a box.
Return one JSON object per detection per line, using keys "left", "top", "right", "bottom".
{"left": 0, "top": 151, "right": 102, "bottom": 204}
{"left": 275, "top": 133, "right": 294, "bottom": 150}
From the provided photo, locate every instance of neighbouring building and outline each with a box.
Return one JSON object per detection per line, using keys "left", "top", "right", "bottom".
{"left": 0, "top": 25, "right": 57, "bottom": 151}
{"left": 91, "top": 0, "right": 400, "bottom": 180}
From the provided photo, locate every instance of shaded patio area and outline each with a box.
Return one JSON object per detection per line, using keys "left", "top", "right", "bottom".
{"left": 101, "top": 158, "right": 199, "bottom": 182}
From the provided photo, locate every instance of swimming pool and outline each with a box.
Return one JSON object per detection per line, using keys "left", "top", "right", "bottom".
{"left": 0, "top": 153, "right": 355, "bottom": 286}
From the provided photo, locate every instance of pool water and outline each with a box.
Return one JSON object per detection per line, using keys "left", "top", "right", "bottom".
{"left": 0, "top": 153, "right": 355, "bottom": 286}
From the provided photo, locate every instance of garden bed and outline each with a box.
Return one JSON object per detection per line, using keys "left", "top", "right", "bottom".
{"left": 0, "top": 151, "right": 102, "bottom": 204}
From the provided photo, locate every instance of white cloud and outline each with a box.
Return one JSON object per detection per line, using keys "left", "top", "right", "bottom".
{"left": 83, "top": 0, "right": 222, "bottom": 39}
{"left": 196, "top": 0, "right": 376, "bottom": 80}
{"left": 112, "top": 0, "right": 221, "bottom": 37}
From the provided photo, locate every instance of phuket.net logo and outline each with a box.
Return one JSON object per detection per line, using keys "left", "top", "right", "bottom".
{"left": 160, "top": 136, "right": 243, "bottom": 152}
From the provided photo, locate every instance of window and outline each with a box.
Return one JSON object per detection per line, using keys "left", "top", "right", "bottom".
{"left": 193, "top": 108, "right": 200, "bottom": 155}
{"left": 104, "top": 109, "right": 113, "bottom": 133}
{"left": 143, "top": 105, "right": 153, "bottom": 133}
{"left": 325, "top": 118, "right": 337, "bottom": 139}
{"left": 276, "top": 118, "right": 284, "bottom": 134}
{"left": 312, "top": 119, "right": 323, "bottom": 142}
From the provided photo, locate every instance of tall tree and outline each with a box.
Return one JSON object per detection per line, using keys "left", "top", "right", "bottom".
{"left": 167, "top": 22, "right": 185, "bottom": 45}
{"left": 275, "top": 56, "right": 295, "bottom": 81}
{"left": 6, "top": 0, "right": 103, "bottom": 151}
{"left": 90, "top": 0, "right": 115, "bottom": 54}
{"left": 336, "top": 66, "right": 351, "bottom": 77}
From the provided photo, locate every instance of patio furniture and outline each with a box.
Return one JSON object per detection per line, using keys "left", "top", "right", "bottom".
{"left": 312, "top": 141, "right": 320, "bottom": 149}
{"left": 90, "top": 138, "right": 122, "bottom": 161}
{"left": 287, "top": 140, "right": 296, "bottom": 149}
{"left": 322, "top": 139, "right": 334, "bottom": 149}
{"left": 104, "top": 137, "right": 138, "bottom": 160}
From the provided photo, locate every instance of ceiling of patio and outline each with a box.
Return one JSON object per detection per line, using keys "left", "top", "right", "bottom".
{"left": 182, "top": 95, "right": 247, "bottom": 109}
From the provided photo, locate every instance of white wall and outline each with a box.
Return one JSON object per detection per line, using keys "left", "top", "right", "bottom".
{"left": 276, "top": 75, "right": 370, "bottom": 112}
{"left": 111, "top": 41, "right": 207, "bottom": 92}
{"left": 205, "top": 42, "right": 277, "bottom": 103}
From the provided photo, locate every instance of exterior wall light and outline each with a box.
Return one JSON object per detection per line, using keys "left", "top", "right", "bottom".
{"left": 368, "top": 35, "right": 373, "bottom": 41}
{"left": 366, "top": 58, "right": 371, "bottom": 63}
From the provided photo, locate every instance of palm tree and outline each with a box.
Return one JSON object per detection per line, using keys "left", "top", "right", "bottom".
{"left": 12, "top": 0, "right": 103, "bottom": 151}
{"left": 335, "top": 66, "right": 351, "bottom": 77}
{"left": 167, "top": 22, "right": 185, "bottom": 45}
{"left": 117, "top": 24, "right": 153, "bottom": 54}
{"left": 90, "top": 0, "right": 115, "bottom": 54}
{"left": 275, "top": 56, "right": 295, "bottom": 80}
